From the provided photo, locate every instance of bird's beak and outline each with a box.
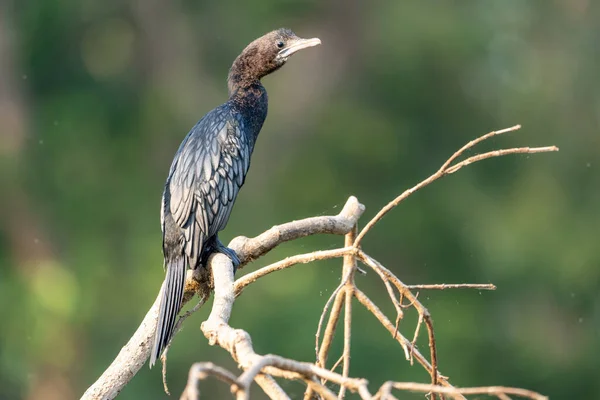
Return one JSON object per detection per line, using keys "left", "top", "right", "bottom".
{"left": 278, "top": 37, "right": 321, "bottom": 59}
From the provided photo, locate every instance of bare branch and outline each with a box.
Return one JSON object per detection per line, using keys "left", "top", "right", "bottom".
{"left": 83, "top": 197, "right": 364, "bottom": 400}
{"left": 406, "top": 283, "right": 496, "bottom": 290}
{"left": 330, "top": 354, "right": 344, "bottom": 373}
{"left": 180, "top": 363, "right": 238, "bottom": 400}
{"left": 84, "top": 126, "right": 555, "bottom": 400}
{"left": 82, "top": 289, "right": 162, "bottom": 400}
{"left": 309, "top": 276, "right": 347, "bottom": 400}
{"left": 445, "top": 146, "right": 559, "bottom": 175}
{"left": 163, "top": 296, "right": 207, "bottom": 394}
{"left": 339, "top": 290, "right": 353, "bottom": 399}
{"left": 377, "top": 381, "right": 548, "bottom": 400}
{"left": 306, "top": 378, "right": 339, "bottom": 400}
{"left": 315, "top": 274, "right": 348, "bottom": 365}
{"left": 357, "top": 251, "right": 440, "bottom": 393}
{"left": 339, "top": 226, "right": 357, "bottom": 399}
{"left": 497, "top": 394, "right": 513, "bottom": 400}
{"left": 254, "top": 375, "right": 290, "bottom": 400}
{"left": 231, "top": 196, "right": 365, "bottom": 267}
{"left": 352, "top": 289, "right": 464, "bottom": 399}
{"left": 234, "top": 247, "right": 354, "bottom": 296}
{"left": 197, "top": 254, "right": 377, "bottom": 400}
{"left": 439, "top": 125, "right": 522, "bottom": 172}
{"left": 354, "top": 125, "right": 558, "bottom": 247}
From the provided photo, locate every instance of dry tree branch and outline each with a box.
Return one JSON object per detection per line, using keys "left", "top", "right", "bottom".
{"left": 188, "top": 237, "right": 550, "bottom": 400}
{"left": 230, "top": 196, "right": 365, "bottom": 268}
{"left": 234, "top": 247, "right": 354, "bottom": 296}
{"left": 180, "top": 363, "right": 239, "bottom": 400}
{"left": 253, "top": 374, "right": 291, "bottom": 400}
{"left": 191, "top": 253, "right": 376, "bottom": 400}
{"left": 315, "top": 276, "right": 347, "bottom": 365}
{"left": 306, "top": 229, "right": 358, "bottom": 400}
{"left": 352, "top": 288, "right": 466, "bottom": 400}
{"left": 440, "top": 125, "right": 522, "bottom": 171}
{"left": 444, "top": 146, "right": 558, "bottom": 175}
{"left": 338, "top": 226, "right": 358, "bottom": 399}
{"left": 357, "top": 251, "right": 441, "bottom": 393}
{"left": 376, "top": 381, "right": 549, "bottom": 400}
{"left": 84, "top": 126, "right": 555, "bottom": 400}
{"left": 82, "top": 197, "right": 365, "bottom": 400}
{"left": 81, "top": 290, "right": 162, "bottom": 400}
{"left": 353, "top": 125, "right": 559, "bottom": 247}
{"left": 406, "top": 283, "right": 496, "bottom": 290}
{"left": 163, "top": 296, "right": 208, "bottom": 394}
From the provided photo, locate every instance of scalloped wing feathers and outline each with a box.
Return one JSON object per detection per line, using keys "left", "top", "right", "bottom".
{"left": 162, "top": 106, "right": 250, "bottom": 269}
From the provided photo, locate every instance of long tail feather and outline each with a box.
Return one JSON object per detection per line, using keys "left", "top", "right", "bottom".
{"left": 150, "top": 257, "right": 186, "bottom": 367}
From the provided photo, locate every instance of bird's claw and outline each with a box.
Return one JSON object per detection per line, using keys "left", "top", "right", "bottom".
{"left": 214, "top": 240, "right": 240, "bottom": 274}
{"left": 219, "top": 247, "right": 240, "bottom": 273}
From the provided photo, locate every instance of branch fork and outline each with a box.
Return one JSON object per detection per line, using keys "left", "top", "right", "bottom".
{"left": 83, "top": 125, "right": 555, "bottom": 400}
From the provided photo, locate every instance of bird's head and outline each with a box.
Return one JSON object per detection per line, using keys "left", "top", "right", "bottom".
{"left": 228, "top": 28, "right": 321, "bottom": 94}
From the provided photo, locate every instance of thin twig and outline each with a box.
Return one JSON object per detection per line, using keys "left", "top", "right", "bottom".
{"left": 445, "top": 146, "right": 559, "bottom": 175}
{"left": 410, "top": 314, "right": 423, "bottom": 365}
{"left": 330, "top": 354, "right": 344, "bottom": 373}
{"left": 309, "top": 278, "right": 347, "bottom": 399}
{"left": 306, "top": 378, "right": 339, "bottom": 400}
{"left": 315, "top": 269, "right": 353, "bottom": 365}
{"left": 406, "top": 283, "right": 496, "bottom": 290}
{"left": 357, "top": 251, "right": 439, "bottom": 395}
{"left": 352, "top": 289, "right": 464, "bottom": 399}
{"left": 339, "top": 290, "right": 352, "bottom": 399}
{"left": 354, "top": 125, "right": 558, "bottom": 247}
{"left": 235, "top": 247, "right": 355, "bottom": 296}
{"left": 379, "top": 381, "right": 548, "bottom": 400}
{"left": 439, "top": 125, "right": 522, "bottom": 172}
{"left": 303, "top": 386, "right": 315, "bottom": 400}
{"left": 254, "top": 374, "right": 291, "bottom": 400}
{"left": 366, "top": 262, "right": 405, "bottom": 333}
{"left": 339, "top": 226, "right": 357, "bottom": 399}
{"left": 200, "top": 254, "right": 372, "bottom": 399}
{"left": 180, "top": 362, "right": 238, "bottom": 400}
{"left": 316, "top": 285, "right": 346, "bottom": 366}
{"left": 163, "top": 296, "right": 207, "bottom": 394}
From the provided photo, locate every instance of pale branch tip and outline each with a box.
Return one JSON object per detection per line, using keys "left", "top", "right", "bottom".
{"left": 376, "top": 382, "right": 549, "bottom": 400}
{"left": 82, "top": 197, "right": 364, "bottom": 400}
{"left": 353, "top": 124, "right": 557, "bottom": 247}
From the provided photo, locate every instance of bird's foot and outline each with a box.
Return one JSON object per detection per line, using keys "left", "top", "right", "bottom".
{"left": 213, "top": 238, "right": 240, "bottom": 274}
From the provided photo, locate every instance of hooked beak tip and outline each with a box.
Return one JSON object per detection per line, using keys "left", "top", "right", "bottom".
{"left": 306, "top": 37, "right": 322, "bottom": 47}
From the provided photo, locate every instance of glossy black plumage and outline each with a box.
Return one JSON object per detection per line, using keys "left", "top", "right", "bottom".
{"left": 150, "top": 28, "right": 320, "bottom": 367}
{"left": 165, "top": 105, "right": 255, "bottom": 267}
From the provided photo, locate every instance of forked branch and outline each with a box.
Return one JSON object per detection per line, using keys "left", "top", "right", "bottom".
{"left": 353, "top": 125, "right": 559, "bottom": 246}
{"left": 82, "top": 197, "right": 364, "bottom": 400}
{"left": 84, "top": 125, "right": 555, "bottom": 400}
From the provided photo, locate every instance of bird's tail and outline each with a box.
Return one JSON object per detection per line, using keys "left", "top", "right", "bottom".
{"left": 150, "top": 256, "right": 186, "bottom": 368}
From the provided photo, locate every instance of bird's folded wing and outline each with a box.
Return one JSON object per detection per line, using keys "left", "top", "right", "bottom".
{"left": 166, "top": 109, "right": 250, "bottom": 267}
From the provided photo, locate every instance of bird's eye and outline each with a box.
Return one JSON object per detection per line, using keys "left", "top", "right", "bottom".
{"left": 276, "top": 41, "right": 285, "bottom": 49}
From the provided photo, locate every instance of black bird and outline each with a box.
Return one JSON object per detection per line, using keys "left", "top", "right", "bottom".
{"left": 150, "top": 28, "right": 321, "bottom": 367}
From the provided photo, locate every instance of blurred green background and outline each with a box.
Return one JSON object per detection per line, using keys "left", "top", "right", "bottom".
{"left": 1, "top": 0, "right": 598, "bottom": 399}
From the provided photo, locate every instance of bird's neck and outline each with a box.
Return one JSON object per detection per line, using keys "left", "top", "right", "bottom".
{"left": 228, "top": 80, "right": 267, "bottom": 104}
{"left": 228, "top": 82, "right": 268, "bottom": 143}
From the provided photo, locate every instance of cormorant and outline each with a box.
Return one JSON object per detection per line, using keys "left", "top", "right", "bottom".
{"left": 150, "top": 28, "right": 321, "bottom": 367}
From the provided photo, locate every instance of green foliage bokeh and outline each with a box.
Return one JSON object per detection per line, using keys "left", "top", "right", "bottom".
{"left": 1, "top": 1, "right": 599, "bottom": 399}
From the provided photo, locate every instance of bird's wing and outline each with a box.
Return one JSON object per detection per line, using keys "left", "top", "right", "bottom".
{"left": 164, "top": 108, "right": 250, "bottom": 267}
